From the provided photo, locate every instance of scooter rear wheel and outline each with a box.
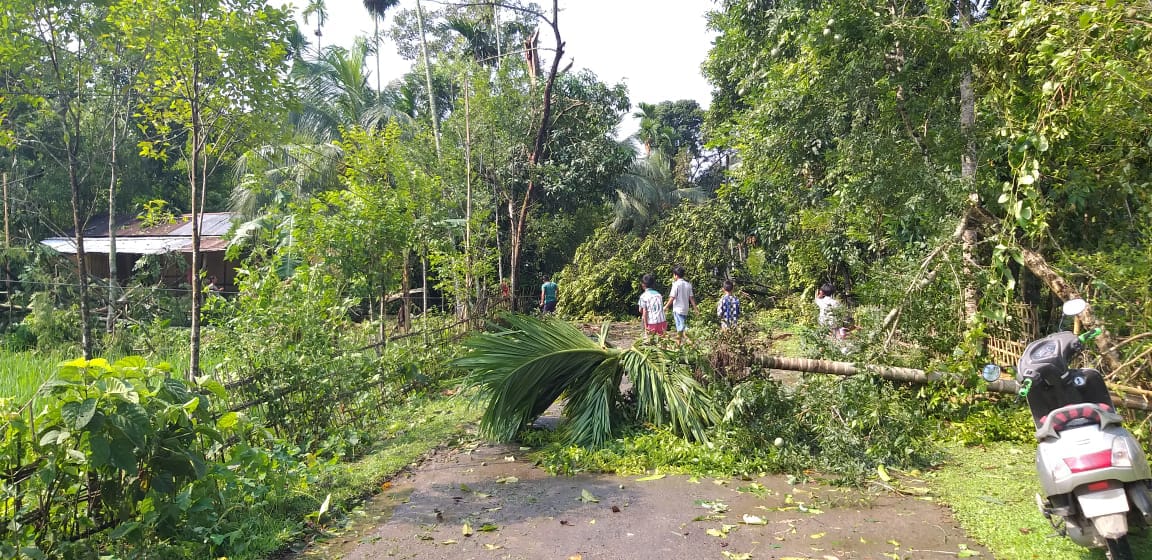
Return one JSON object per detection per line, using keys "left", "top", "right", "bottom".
{"left": 1106, "top": 535, "right": 1133, "bottom": 560}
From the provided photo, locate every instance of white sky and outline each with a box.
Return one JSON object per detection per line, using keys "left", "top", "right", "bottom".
{"left": 287, "top": 0, "right": 717, "bottom": 139}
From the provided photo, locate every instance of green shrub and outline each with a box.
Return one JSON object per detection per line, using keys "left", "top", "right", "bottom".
{"left": 0, "top": 356, "right": 313, "bottom": 560}
{"left": 527, "top": 373, "right": 943, "bottom": 484}
{"left": 22, "top": 292, "right": 80, "bottom": 349}
{"left": 5, "top": 324, "right": 36, "bottom": 351}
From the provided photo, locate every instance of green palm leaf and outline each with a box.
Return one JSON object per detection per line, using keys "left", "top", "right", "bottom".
{"left": 455, "top": 315, "right": 720, "bottom": 448}
{"left": 621, "top": 344, "right": 720, "bottom": 443}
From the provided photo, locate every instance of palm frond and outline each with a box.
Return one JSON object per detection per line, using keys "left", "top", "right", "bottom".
{"left": 621, "top": 344, "right": 721, "bottom": 443}
{"left": 455, "top": 316, "right": 719, "bottom": 448}
{"left": 455, "top": 315, "right": 622, "bottom": 444}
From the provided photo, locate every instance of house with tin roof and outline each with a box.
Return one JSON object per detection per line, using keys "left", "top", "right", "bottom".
{"left": 40, "top": 212, "right": 238, "bottom": 291}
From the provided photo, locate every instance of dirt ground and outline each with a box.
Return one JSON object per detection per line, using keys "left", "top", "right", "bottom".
{"left": 298, "top": 438, "right": 987, "bottom": 560}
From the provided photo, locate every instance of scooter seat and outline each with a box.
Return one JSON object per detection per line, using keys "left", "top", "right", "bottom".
{"left": 1035, "top": 403, "right": 1121, "bottom": 441}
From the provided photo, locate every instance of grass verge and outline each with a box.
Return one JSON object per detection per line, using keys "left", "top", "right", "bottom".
{"left": 928, "top": 441, "right": 1152, "bottom": 560}
{"left": 0, "top": 347, "right": 73, "bottom": 404}
{"left": 248, "top": 394, "right": 480, "bottom": 560}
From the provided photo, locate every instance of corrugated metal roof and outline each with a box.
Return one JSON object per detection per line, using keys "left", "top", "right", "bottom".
{"left": 41, "top": 236, "right": 226, "bottom": 255}
{"left": 73, "top": 212, "right": 236, "bottom": 237}
{"left": 42, "top": 212, "right": 236, "bottom": 255}
{"left": 170, "top": 213, "right": 234, "bottom": 236}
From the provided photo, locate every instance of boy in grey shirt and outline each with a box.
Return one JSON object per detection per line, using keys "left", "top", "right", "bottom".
{"left": 664, "top": 266, "right": 697, "bottom": 346}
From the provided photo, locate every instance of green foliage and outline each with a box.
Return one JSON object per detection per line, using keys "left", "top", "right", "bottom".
{"left": 528, "top": 374, "right": 943, "bottom": 485}
{"left": 136, "top": 200, "right": 178, "bottom": 228}
{"left": 706, "top": 0, "right": 967, "bottom": 292}
{"left": 733, "top": 375, "right": 941, "bottom": 484}
{"left": 206, "top": 265, "right": 370, "bottom": 448}
{"left": 21, "top": 292, "right": 80, "bottom": 350}
{"left": 559, "top": 199, "right": 736, "bottom": 319}
{"left": 292, "top": 123, "right": 443, "bottom": 302}
{"left": 523, "top": 425, "right": 748, "bottom": 477}
{"left": 556, "top": 228, "right": 645, "bottom": 318}
{"left": 0, "top": 356, "right": 312, "bottom": 559}
{"left": 455, "top": 315, "right": 720, "bottom": 447}
{"left": 947, "top": 398, "right": 1035, "bottom": 446}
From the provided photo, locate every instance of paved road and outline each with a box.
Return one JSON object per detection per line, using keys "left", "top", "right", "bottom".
{"left": 300, "top": 441, "right": 987, "bottom": 560}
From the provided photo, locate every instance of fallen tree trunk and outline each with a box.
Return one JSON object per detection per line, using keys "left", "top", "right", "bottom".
{"left": 752, "top": 354, "right": 949, "bottom": 384}
{"left": 752, "top": 354, "right": 1152, "bottom": 413}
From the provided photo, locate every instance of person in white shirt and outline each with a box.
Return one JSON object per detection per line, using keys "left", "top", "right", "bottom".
{"left": 815, "top": 282, "right": 847, "bottom": 339}
{"left": 664, "top": 266, "right": 697, "bottom": 346}
{"left": 637, "top": 273, "right": 667, "bottom": 339}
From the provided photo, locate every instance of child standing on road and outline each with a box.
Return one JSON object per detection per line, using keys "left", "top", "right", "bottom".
{"left": 638, "top": 274, "right": 667, "bottom": 339}
{"left": 665, "top": 266, "right": 697, "bottom": 346}
{"left": 716, "top": 280, "right": 740, "bottom": 330}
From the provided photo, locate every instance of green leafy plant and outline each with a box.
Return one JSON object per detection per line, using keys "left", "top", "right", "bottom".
{"left": 0, "top": 356, "right": 317, "bottom": 559}
{"left": 455, "top": 314, "right": 720, "bottom": 447}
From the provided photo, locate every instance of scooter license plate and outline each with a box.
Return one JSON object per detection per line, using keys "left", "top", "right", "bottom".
{"left": 1077, "top": 488, "right": 1129, "bottom": 518}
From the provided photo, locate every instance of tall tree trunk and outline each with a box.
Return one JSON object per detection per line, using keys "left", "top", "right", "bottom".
{"left": 2, "top": 171, "right": 10, "bottom": 329}
{"left": 401, "top": 250, "right": 411, "bottom": 332}
{"left": 958, "top": 0, "right": 980, "bottom": 323}
{"left": 422, "top": 254, "right": 429, "bottom": 343}
{"left": 66, "top": 105, "right": 92, "bottom": 360}
{"left": 415, "top": 0, "right": 441, "bottom": 158}
{"left": 463, "top": 74, "right": 473, "bottom": 322}
{"left": 106, "top": 102, "right": 120, "bottom": 334}
{"left": 188, "top": 77, "right": 203, "bottom": 379}
{"left": 373, "top": 16, "right": 381, "bottom": 92}
{"left": 508, "top": 0, "right": 563, "bottom": 312}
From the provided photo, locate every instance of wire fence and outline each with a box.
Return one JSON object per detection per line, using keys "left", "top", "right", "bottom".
{"left": 0, "top": 290, "right": 501, "bottom": 549}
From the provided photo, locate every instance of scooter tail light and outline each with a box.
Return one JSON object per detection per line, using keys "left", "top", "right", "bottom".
{"left": 1112, "top": 439, "right": 1133, "bottom": 468}
{"left": 1063, "top": 449, "right": 1113, "bottom": 473}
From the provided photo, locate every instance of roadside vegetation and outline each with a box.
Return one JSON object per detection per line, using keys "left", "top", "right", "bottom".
{"left": 930, "top": 441, "right": 1152, "bottom": 560}
{"left": 2, "top": 0, "right": 1152, "bottom": 559}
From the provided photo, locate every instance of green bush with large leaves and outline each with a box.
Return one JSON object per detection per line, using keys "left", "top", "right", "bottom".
{"left": 455, "top": 314, "right": 721, "bottom": 447}
{"left": 0, "top": 357, "right": 312, "bottom": 559}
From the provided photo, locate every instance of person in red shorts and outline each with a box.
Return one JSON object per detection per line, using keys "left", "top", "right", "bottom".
{"left": 637, "top": 273, "right": 667, "bottom": 339}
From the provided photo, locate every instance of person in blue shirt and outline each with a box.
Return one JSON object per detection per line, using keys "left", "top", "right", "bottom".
{"left": 716, "top": 280, "right": 740, "bottom": 329}
{"left": 540, "top": 275, "right": 559, "bottom": 313}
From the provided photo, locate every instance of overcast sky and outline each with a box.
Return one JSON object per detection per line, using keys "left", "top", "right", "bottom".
{"left": 288, "top": 0, "right": 717, "bottom": 138}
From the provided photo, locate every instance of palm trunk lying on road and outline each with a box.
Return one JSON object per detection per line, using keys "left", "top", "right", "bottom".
{"left": 751, "top": 354, "right": 1152, "bottom": 413}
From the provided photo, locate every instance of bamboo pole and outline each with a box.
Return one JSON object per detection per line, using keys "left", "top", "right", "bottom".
{"left": 751, "top": 354, "right": 1152, "bottom": 413}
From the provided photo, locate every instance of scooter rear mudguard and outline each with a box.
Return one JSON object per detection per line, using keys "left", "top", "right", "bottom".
{"left": 1035, "top": 422, "right": 1151, "bottom": 498}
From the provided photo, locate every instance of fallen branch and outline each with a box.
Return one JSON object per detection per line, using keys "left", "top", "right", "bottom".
{"left": 752, "top": 354, "right": 1152, "bottom": 413}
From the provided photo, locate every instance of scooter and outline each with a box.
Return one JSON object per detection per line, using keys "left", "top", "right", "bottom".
{"left": 982, "top": 299, "right": 1152, "bottom": 559}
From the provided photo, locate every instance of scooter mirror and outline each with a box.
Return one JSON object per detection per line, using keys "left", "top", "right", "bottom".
{"left": 981, "top": 364, "right": 1002, "bottom": 382}
{"left": 1062, "top": 298, "right": 1088, "bottom": 317}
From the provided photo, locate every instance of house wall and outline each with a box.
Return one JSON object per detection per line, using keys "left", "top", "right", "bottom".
{"left": 81, "top": 251, "right": 236, "bottom": 292}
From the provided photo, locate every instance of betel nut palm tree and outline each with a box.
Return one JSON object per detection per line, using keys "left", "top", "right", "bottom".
{"left": 455, "top": 314, "right": 721, "bottom": 448}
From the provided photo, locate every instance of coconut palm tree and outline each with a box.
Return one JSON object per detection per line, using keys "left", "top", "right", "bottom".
{"left": 455, "top": 315, "right": 721, "bottom": 448}
{"left": 612, "top": 150, "right": 707, "bottom": 235}
{"left": 232, "top": 39, "right": 411, "bottom": 219}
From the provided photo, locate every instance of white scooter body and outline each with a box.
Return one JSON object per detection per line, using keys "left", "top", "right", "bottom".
{"left": 983, "top": 299, "right": 1152, "bottom": 556}
{"left": 1033, "top": 403, "right": 1152, "bottom": 547}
